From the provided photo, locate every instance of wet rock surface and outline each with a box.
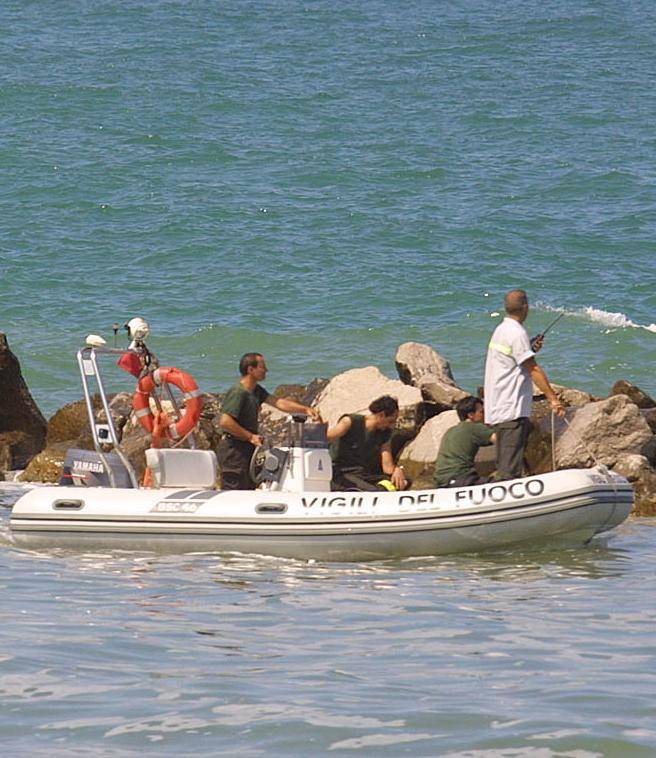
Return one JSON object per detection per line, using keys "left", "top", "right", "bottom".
{"left": 47, "top": 396, "right": 102, "bottom": 446}
{"left": 610, "top": 380, "right": 656, "bottom": 409}
{"left": 21, "top": 442, "right": 70, "bottom": 483}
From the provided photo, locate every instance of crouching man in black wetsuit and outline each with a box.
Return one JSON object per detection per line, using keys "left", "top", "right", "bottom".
{"left": 327, "top": 395, "right": 410, "bottom": 492}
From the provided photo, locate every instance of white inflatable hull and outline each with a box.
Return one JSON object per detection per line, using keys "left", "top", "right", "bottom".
{"left": 9, "top": 468, "right": 633, "bottom": 561}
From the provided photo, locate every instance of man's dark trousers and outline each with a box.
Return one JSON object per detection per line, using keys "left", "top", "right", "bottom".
{"left": 216, "top": 437, "right": 256, "bottom": 490}
{"left": 493, "top": 417, "right": 531, "bottom": 480}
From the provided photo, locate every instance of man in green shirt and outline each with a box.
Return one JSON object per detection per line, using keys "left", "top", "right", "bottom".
{"left": 328, "top": 395, "right": 409, "bottom": 492}
{"left": 433, "top": 396, "right": 496, "bottom": 488}
{"left": 217, "top": 353, "right": 321, "bottom": 490}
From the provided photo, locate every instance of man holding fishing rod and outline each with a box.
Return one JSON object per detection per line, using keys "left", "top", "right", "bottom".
{"left": 484, "top": 290, "right": 565, "bottom": 481}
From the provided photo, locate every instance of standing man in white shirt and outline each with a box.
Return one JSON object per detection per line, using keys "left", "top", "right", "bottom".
{"left": 484, "top": 290, "right": 565, "bottom": 481}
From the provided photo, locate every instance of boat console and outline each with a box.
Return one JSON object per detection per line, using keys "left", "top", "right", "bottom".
{"left": 251, "top": 413, "right": 333, "bottom": 493}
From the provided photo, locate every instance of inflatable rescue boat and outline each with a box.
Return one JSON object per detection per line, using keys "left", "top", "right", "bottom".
{"left": 8, "top": 325, "right": 634, "bottom": 561}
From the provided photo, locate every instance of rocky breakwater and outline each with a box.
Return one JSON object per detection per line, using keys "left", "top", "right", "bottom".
{"left": 3, "top": 338, "right": 656, "bottom": 516}
{"left": 525, "top": 386, "right": 656, "bottom": 516}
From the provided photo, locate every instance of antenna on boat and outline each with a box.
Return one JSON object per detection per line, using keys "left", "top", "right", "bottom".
{"left": 530, "top": 312, "right": 564, "bottom": 350}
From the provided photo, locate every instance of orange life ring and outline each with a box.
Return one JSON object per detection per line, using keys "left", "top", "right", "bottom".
{"left": 133, "top": 367, "right": 203, "bottom": 441}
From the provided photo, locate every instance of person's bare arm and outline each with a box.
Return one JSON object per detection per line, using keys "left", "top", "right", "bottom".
{"left": 219, "top": 413, "right": 264, "bottom": 446}
{"left": 523, "top": 358, "right": 565, "bottom": 417}
{"left": 381, "top": 443, "right": 408, "bottom": 489}
{"left": 326, "top": 415, "right": 352, "bottom": 442}
{"left": 266, "top": 395, "right": 322, "bottom": 421}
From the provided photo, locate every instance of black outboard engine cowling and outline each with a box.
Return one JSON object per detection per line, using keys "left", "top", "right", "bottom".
{"left": 61, "top": 449, "right": 134, "bottom": 488}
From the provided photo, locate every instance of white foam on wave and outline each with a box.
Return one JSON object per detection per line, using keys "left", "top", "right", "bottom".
{"left": 537, "top": 302, "right": 656, "bottom": 333}
{"left": 582, "top": 307, "right": 655, "bottom": 331}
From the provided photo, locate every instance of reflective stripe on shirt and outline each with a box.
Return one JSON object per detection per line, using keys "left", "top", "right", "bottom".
{"left": 488, "top": 341, "right": 512, "bottom": 356}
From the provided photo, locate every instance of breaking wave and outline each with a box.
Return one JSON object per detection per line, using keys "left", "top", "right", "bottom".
{"left": 536, "top": 303, "right": 656, "bottom": 333}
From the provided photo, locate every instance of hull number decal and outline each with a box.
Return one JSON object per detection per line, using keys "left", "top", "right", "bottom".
{"left": 152, "top": 501, "right": 200, "bottom": 514}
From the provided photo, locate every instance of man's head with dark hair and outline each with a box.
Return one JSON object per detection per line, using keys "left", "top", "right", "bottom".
{"left": 504, "top": 289, "right": 529, "bottom": 320}
{"left": 368, "top": 395, "right": 399, "bottom": 431}
{"left": 239, "top": 352, "right": 264, "bottom": 377}
{"left": 456, "top": 395, "right": 484, "bottom": 422}
{"left": 369, "top": 395, "right": 399, "bottom": 417}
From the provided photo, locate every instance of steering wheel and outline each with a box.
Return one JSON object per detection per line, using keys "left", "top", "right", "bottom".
{"left": 249, "top": 443, "right": 285, "bottom": 486}
{"left": 249, "top": 444, "right": 269, "bottom": 485}
{"left": 251, "top": 443, "right": 285, "bottom": 486}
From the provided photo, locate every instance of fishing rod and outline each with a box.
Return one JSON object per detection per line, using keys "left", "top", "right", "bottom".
{"left": 530, "top": 311, "right": 564, "bottom": 350}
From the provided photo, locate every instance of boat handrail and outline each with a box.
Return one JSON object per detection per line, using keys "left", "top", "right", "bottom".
{"left": 76, "top": 347, "right": 140, "bottom": 489}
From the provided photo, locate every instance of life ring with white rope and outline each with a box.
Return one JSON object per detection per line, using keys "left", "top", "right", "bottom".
{"left": 133, "top": 367, "right": 203, "bottom": 442}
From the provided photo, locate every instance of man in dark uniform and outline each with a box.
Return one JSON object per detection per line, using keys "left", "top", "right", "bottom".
{"left": 433, "top": 396, "right": 496, "bottom": 488}
{"left": 327, "top": 395, "right": 409, "bottom": 492}
{"left": 217, "top": 353, "right": 321, "bottom": 490}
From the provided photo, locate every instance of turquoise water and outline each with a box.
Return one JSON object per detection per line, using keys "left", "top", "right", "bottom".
{"left": 1, "top": 511, "right": 655, "bottom": 756}
{"left": 2, "top": 0, "right": 655, "bottom": 414}
{"left": 2, "top": 1, "right": 656, "bottom": 753}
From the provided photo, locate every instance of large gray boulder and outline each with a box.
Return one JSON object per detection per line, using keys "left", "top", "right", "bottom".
{"left": 612, "top": 454, "right": 656, "bottom": 516}
{"left": 0, "top": 334, "right": 47, "bottom": 470}
{"left": 395, "top": 342, "right": 468, "bottom": 411}
{"left": 533, "top": 395, "right": 654, "bottom": 471}
{"left": 398, "top": 411, "right": 459, "bottom": 485}
{"left": 314, "top": 367, "right": 423, "bottom": 431}
{"left": 259, "top": 404, "right": 290, "bottom": 447}
{"left": 117, "top": 422, "right": 151, "bottom": 482}
{"left": 395, "top": 342, "right": 457, "bottom": 387}
{"left": 399, "top": 410, "right": 496, "bottom": 487}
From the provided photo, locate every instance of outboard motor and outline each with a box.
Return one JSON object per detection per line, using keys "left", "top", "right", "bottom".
{"left": 61, "top": 448, "right": 134, "bottom": 488}
{"left": 253, "top": 414, "right": 332, "bottom": 492}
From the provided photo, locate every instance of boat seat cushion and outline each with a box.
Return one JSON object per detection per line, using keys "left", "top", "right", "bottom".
{"left": 145, "top": 448, "right": 218, "bottom": 488}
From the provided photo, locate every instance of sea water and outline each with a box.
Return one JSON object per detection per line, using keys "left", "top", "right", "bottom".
{"left": 1, "top": 508, "right": 655, "bottom": 756}
{"left": 1, "top": 0, "right": 655, "bottom": 753}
